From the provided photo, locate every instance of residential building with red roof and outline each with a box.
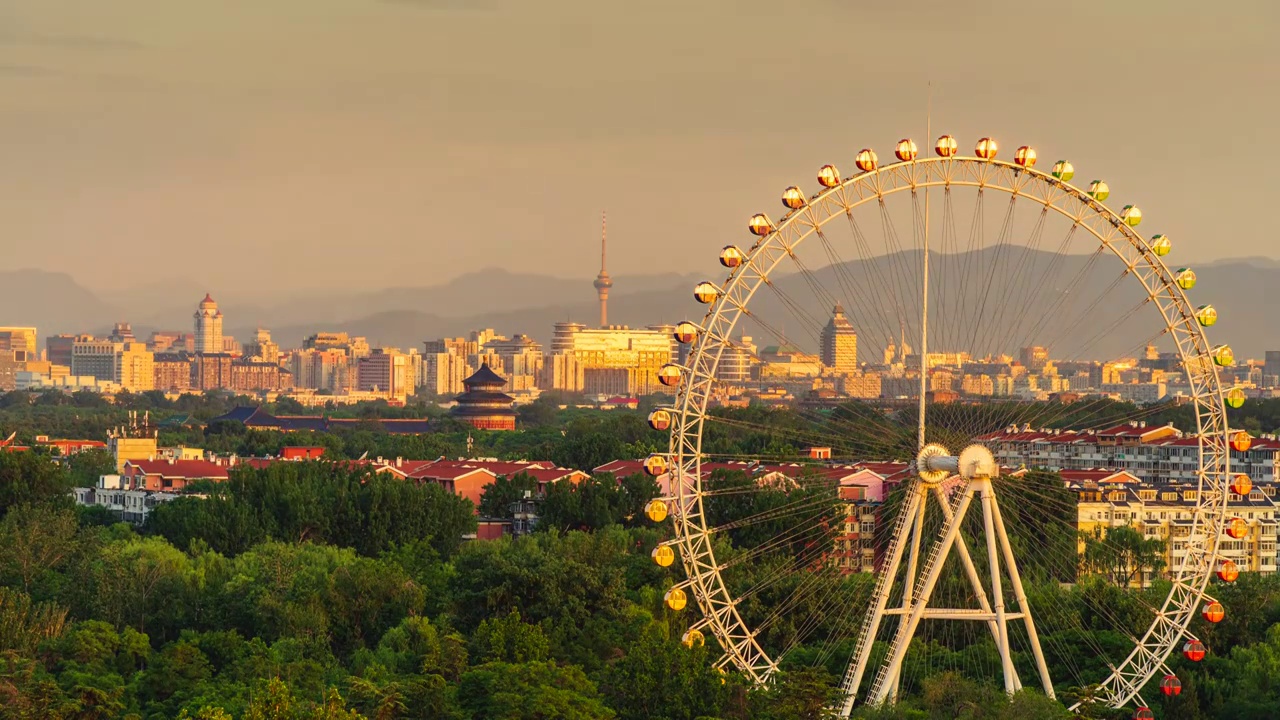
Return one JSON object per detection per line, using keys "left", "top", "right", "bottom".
{"left": 122, "top": 458, "right": 230, "bottom": 492}
{"left": 978, "top": 421, "right": 1280, "bottom": 484}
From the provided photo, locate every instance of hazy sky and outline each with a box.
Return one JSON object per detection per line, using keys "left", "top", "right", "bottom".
{"left": 3, "top": 0, "right": 1276, "bottom": 296}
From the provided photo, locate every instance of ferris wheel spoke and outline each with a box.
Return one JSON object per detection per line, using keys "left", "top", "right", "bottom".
{"left": 984, "top": 206, "right": 1052, "bottom": 358}
{"left": 1001, "top": 223, "right": 1082, "bottom": 357}
{"left": 846, "top": 208, "right": 913, "bottom": 345}
{"left": 875, "top": 198, "right": 922, "bottom": 331}
{"left": 812, "top": 225, "right": 896, "bottom": 352}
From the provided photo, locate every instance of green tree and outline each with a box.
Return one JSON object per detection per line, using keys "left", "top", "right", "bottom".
{"left": 747, "top": 668, "right": 840, "bottom": 720}
{"left": 82, "top": 537, "right": 189, "bottom": 637}
{"left": 0, "top": 450, "right": 73, "bottom": 516}
{"left": 1080, "top": 526, "right": 1165, "bottom": 587}
{"left": 0, "top": 587, "right": 68, "bottom": 656}
{"left": 468, "top": 611, "right": 549, "bottom": 664}
{"left": 66, "top": 449, "right": 116, "bottom": 489}
{"left": 477, "top": 473, "right": 539, "bottom": 520}
{"left": 244, "top": 678, "right": 366, "bottom": 720}
{"left": 456, "top": 662, "right": 613, "bottom": 720}
{"left": 598, "top": 627, "right": 729, "bottom": 720}
{"left": 0, "top": 504, "right": 79, "bottom": 595}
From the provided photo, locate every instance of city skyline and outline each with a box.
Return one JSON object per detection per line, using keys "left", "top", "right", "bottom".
{"left": 3, "top": 1, "right": 1278, "bottom": 294}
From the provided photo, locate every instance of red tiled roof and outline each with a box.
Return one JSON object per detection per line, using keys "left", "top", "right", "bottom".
{"left": 594, "top": 460, "right": 646, "bottom": 475}
{"left": 125, "top": 459, "right": 230, "bottom": 480}
{"left": 1060, "top": 469, "right": 1140, "bottom": 483}
{"left": 407, "top": 465, "right": 497, "bottom": 482}
{"left": 517, "top": 468, "right": 589, "bottom": 484}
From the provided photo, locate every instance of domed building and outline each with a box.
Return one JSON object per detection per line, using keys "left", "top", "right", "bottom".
{"left": 193, "top": 293, "right": 224, "bottom": 354}
{"left": 452, "top": 364, "right": 517, "bottom": 431}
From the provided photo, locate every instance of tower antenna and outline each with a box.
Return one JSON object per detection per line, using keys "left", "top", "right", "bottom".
{"left": 593, "top": 211, "right": 614, "bottom": 327}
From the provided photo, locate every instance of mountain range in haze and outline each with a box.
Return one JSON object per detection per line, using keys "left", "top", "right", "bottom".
{"left": 1, "top": 253, "right": 1275, "bottom": 360}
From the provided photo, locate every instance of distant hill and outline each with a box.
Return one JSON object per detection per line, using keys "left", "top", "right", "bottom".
{"left": 5, "top": 254, "right": 1278, "bottom": 361}
{"left": 1201, "top": 256, "right": 1280, "bottom": 269}
{"left": 0, "top": 269, "right": 120, "bottom": 337}
{"left": 104, "top": 268, "right": 701, "bottom": 333}
{"left": 238, "top": 249, "right": 1280, "bottom": 361}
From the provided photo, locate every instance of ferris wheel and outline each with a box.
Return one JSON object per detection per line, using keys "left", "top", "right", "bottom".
{"left": 643, "top": 135, "right": 1239, "bottom": 717}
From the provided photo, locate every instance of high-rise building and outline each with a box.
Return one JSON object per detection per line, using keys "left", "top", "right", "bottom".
{"left": 485, "top": 334, "right": 544, "bottom": 392}
{"left": 191, "top": 353, "right": 233, "bottom": 391}
{"left": 289, "top": 348, "right": 350, "bottom": 392}
{"left": 470, "top": 328, "right": 502, "bottom": 347}
{"left": 245, "top": 328, "right": 280, "bottom": 364}
{"left": 194, "top": 294, "right": 224, "bottom": 354}
{"left": 717, "top": 335, "right": 757, "bottom": 384}
{"left": 584, "top": 367, "right": 635, "bottom": 396}
{"left": 357, "top": 348, "right": 412, "bottom": 398}
{"left": 551, "top": 322, "right": 587, "bottom": 354}
{"left": 425, "top": 336, "right": 479, "bottom": 358}
{"left": 46, "top": 334, "right": 79, "bottom": 367}
{"left": 646, "top": 324, "right": 679, "bottom": 359}
{"left": 1020, "top": 346, "right": 1049, "bottom": 373}
{"left": 153, "top": 353, "right": 192, "bottom": 391}
{"left": 230, "top": 360, "right": 293, "bottom": 392}
{"left": 819, "top": 303, "right": 858, "bottom": 374}
{"left": 115, "top": 342, "right": 155, "bottom": 391}
{"left": 422, "top": 351, "right": 471, "bottom": 396}
{"left": 304, "top": 332, "right": 370, "bottom": 359}
{"left": 0, "top": 328, "right": 37, "bottom": 357}
{"left": 547, "top": 353, "right": 584, "bottom": 392}
{"left": 70, "top": 339, "right": 153, "bottom": 390}
{"left": 0, "top": 349, "right": 47, "bottom": 391}
{"left": 71, "top": 338, "right": 119, "bottom": 382}
{"left": 592, "top": 212, "right": 613, "bottom": 327}
{"left": 1265, "top": 351, "right": 1280, "bottom": 388}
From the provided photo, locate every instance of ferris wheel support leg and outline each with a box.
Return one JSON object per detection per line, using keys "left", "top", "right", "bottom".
{"left": 901, "top": 485, "right": 927, "bottom": 606}
{"left": 869, "top": 485, "right": 978, "bottom": 706}
{"left": 837, "top": 485, "right": 926, "bottom": 717}
{"left": 887, "top": 486, "right": 929, "bottom": 703}
{"left": 881, "top": 487, "right": 1003, "bottom": 699}
{"left": 979, "top": 479, "right": 1018, "bottom": 695}
{"left": 989, "top": 482, "right": 1055, "bottom": 699}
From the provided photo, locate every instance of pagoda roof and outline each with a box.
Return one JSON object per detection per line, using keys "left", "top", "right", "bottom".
{"left": 464, "top": 363, "right": 508, "bottom": 387}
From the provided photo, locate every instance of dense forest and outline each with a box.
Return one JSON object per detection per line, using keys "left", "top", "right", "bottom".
{"left": 1, "top": 447, "right": 1280, "bottom": 718}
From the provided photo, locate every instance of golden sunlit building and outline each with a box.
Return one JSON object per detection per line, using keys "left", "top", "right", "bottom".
{"left": 548, "top": 324, "right": 673, "bottom": 395}
{"left": 0, "top": 328, "right": 38, "bottom": 357}
{"left": 820, "top": 303, "right": 858, "bottom": 374}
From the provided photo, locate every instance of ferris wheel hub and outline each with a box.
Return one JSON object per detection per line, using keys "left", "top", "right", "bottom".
{"left": 917, "top": 443, "right": 998, "bottom": 483}
{"left": 916, "top": 443, "right": 953, "bottom": 484}
{"left": 958, "top": 444, "right": 999, "bottom": 480}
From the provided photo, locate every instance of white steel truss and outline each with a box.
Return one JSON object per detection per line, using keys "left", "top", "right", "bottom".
{"left": 842, "top": 473, "right": 1054, "bottom": 711}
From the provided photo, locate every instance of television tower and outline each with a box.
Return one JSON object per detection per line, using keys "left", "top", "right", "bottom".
{"left": 593, "top": 211, "right": 613, "bottom": 327}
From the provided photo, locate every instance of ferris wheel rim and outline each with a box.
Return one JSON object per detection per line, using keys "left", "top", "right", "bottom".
{"left": 663, "top": 151, "right": 1231, "bottom": 710}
